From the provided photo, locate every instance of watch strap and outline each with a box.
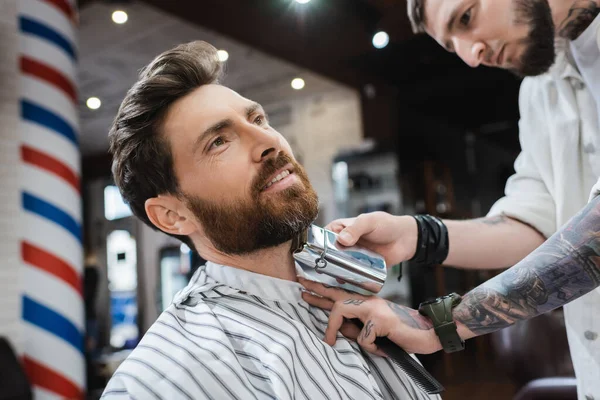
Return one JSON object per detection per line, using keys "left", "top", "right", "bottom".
{"left": 419, "top": 293, "right": 464, "bottom": 353}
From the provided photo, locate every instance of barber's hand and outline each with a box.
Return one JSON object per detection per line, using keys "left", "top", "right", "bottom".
{"left": 298, "top": 277, "right": 441, "bottom": 355}
{"left": 326, "top": 212, "right": 418, "bottom": 267}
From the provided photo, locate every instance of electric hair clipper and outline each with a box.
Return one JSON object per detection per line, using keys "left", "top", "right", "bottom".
{"left": 291, "top": 224, "right": 387, "bottom": 294}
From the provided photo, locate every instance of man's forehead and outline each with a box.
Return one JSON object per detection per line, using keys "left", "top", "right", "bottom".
{"left": 173, "top": 85, "right": 257, "bottom": 117}
{"left": 163, "top": 85, "right": 260, "bottom": 135}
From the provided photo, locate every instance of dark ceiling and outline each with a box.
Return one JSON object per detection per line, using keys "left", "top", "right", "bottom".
{"left": 80, "top": 0, "right": 523, "bottom": 159}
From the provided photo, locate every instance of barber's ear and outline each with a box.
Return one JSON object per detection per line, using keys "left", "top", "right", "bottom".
{"left": 145, "top": 196, "right": 196, "bottom": 236}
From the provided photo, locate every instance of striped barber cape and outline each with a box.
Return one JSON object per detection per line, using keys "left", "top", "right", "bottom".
{"left": 101, "top": 261, "right": 440, "bottom": 400}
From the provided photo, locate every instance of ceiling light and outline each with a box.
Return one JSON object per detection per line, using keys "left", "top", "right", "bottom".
{"left": 291, "top": 78, "right": 305, "bottom": 90}
{"left": 372, "top": 31, "right": 389, "bottom": 49}
{"left": 112, "top": 10, "right": 128, "bottom": 24}
{"left": 217, "top": 50, "right": 229, "bottom": 62}
{"left": 86, "top": 97, "right": 101, "bottom": 110}
{"left": 295, "top": 0, "right": 311, "bottom": 4}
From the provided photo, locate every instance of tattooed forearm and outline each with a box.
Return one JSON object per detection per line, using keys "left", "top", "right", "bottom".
{"left": 558, "top": 0, "right": 600, "bottom": 40}
{"left": 387, "top": 302, "right": 433, "bottom": 330}
{"left": 454, "top": 195, "right": 600, "bottom": 336}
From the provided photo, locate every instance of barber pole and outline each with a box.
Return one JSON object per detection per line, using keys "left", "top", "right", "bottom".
{"left": 18, "top": 0, "right": 84, "bottom": 398}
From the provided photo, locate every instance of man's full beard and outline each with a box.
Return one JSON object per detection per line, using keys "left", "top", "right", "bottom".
{"left": 511, "top": 0, "right": 556, "bottom": 77}
{"left": 185, "top": 153, "right": 319, "bottom": 255}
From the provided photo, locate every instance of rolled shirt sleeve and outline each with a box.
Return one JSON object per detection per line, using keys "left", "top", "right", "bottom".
{"left": 487, "top": 78, "right": 557, "bottom": 239}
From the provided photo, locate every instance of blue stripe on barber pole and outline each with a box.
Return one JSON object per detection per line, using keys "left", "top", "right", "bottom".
{"left": 19, "top": 16, "right": 76, "bottom": 60}
{"left": 21, "top": 100, "right": 78, "bottom": 147}
{"left": 22, "top": 192, "right": 81, "bottom": 244}
{"left": 22, "top": 296, "right": 83, "bottom": 354}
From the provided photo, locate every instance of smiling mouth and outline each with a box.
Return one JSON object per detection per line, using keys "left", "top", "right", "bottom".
{"left": 262, "top": 167, "right": 294, "bottom": 191}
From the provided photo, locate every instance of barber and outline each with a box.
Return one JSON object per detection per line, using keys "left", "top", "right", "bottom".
{"left": 301, "top": 1, "right": 600, "bottom": 398}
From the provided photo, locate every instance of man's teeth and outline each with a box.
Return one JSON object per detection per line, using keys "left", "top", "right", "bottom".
{"left": 265, "top": 170, "right": 290, "bottom": 188}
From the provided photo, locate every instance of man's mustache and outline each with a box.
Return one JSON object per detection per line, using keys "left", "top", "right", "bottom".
{"left": 251, "top": 152, "right": 295, "bottom": 196}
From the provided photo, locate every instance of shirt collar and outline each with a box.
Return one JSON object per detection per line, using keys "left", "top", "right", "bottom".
{"left": 552, "top": 38, "right": 584, "bottom": 82}
{"left": 202, "top": 261, "right": 309, "bottom": 303}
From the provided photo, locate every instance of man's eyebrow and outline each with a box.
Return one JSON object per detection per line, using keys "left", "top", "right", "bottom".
{"left": 447, "top": 6, "right": 460, "bottom": 34}
{"left": 245, "top": 102, "right": 268, "bottom": 120}
{"left": 192, "top": 119, "right": 233, "bottom": 154}
{"left": 442, "top": 6, "right": 461, "bottom": 50}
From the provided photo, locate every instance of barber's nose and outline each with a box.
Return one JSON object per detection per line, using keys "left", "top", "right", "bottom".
{"left": 455, "top": 38, "right": 485, "bottom": 68}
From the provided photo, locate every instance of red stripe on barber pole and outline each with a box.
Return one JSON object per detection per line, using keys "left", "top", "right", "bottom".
{"left": 22, "top": 242, "right": 82, "bottom": 296}
{"left": 21, "top": 145, "right": 80, "bottom": 193}
{"left": 41, "top": 0, "right": 76, "bottom": 23}
{"left": 21, "top": 56, "right": 77, "bottom": 104}
{"left": 23, "top": 356, "right": 83, "bottom": 400}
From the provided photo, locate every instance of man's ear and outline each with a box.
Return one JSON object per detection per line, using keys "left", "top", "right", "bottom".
{"left": 145, "top": 195, "right": 196, "bottom": 236}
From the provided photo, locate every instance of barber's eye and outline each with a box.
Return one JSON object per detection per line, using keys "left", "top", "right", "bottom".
{"left": 460, "top": 8, "right": 472, "bottom": 26}
{"left": 254, "top": 115, "right": 266, "bottom": 125}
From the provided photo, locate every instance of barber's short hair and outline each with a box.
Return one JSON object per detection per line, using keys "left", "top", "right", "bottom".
{"left": 406, "top": 0, "right": 427, "bottom": 33}
{"left": 109, "top": 41, "right": 223, "bottom": 250}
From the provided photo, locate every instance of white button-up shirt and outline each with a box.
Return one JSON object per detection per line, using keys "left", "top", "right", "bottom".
{"left": 487, "top": 39, "right": 600, "bottom": 400}
{"left": 101, "top": 261, "right": 440, "bottom": 400}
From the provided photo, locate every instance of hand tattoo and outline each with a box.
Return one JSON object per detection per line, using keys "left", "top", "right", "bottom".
{"left": 387, "top": 302, "right": 433, "bottom": 330}
{"left": 344, "top": 299, "right": 365, "bottom": 306}
{"left": 361, "top": 320, "right": 374, "bottom": 340}
{"left": 558, "top": 0, "right": 600, "bottom": 40}
{"left": 455, "top": 195, "right": 600, "bottom": 336}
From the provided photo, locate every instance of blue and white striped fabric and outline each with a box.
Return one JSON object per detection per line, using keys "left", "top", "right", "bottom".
{"left": 102, "top": 262, "right": 440, "bottom": 400}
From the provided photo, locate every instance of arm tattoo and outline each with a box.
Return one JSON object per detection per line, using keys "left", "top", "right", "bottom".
{"left": 343, "top": 299, "right": 365, "bottom": 306}
{"left": 387, "top": 302, "right": 433, "bottom": 330}
{"left": 454, "top": 195, "right": 600, "bottom": 336}
{"left": 558, "top": 0, "right": 600, "bottom": 40}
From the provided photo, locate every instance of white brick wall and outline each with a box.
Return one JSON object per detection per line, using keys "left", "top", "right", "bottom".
{"left": 0, "top": 0, "right": 23, "bottom": 353}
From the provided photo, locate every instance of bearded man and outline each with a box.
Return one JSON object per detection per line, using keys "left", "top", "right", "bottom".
{"left": 100, "top": 40, "right": 439, "bottom": 400}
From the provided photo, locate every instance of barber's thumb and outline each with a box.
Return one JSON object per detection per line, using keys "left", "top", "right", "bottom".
{"left": 338, "top": 229, "right": 357, "bottom": 246}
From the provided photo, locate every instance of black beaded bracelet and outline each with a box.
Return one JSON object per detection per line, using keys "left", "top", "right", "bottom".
{"left": 409, "top": 214, "right": 449, "bottom": 266}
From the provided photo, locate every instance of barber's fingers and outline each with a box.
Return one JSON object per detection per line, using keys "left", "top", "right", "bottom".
{"left": 301, "top": 291, "right": 334, "bottom": 310}
{"left": 335, "top": 214, "right": 377, "bottom": 247}
{"left": 325, "top": 218, "right": 354, "bottom": 234}
{"left": 297, "top": 277, "right": 362, "bottom": 302}
{"left": 357, "top": 320, "right": 378, "bottom": 354}
{"left": 325, "top": 302, "right": 363, "bottom": 345}
{"left": 357, "top": 320, "right": 387, "bottom": 357}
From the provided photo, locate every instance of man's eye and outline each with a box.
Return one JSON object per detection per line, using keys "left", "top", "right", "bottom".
{"left": 209, "top": 136, "right": 226, "bottom": 149}
{"left": 460, "top": 8, "right": 472, "bottom": 26}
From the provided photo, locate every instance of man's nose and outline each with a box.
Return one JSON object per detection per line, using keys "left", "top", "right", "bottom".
{"left": 248, "top": 124, "right": 280, "bottom": 163}
{"left": 454, "top": 38, "right": 486, "bottom": 68}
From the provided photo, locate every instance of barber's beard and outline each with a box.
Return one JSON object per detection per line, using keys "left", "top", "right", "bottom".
{"left": 185, "top": 153, "right": 319, "bottom": 255}
{"left": 511, "top": 0, "right": 556, "bottom": 77}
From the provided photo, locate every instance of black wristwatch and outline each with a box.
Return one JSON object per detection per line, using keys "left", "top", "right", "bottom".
{"left": 418, "top": 293, "right": 464, "bottom": 353}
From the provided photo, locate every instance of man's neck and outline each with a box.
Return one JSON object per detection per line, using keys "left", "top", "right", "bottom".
{"left": 195, "top": 239, "right": 299, "bottom": 282}
{"left": 550, "top": 0, "right": 600, "bottom": 40}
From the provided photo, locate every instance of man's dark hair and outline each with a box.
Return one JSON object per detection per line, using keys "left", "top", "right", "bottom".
{"left": 406, "top": 0, "right": 427, "bottom": 33}
{"left": 109, "top": 41, "right": 224, "bottom": 251}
